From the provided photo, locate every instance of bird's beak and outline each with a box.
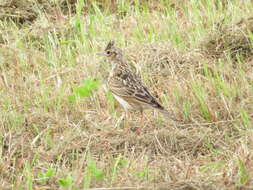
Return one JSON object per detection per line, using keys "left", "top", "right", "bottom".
{"left": 96, "top": 51, "right": 106, "bottom": 56}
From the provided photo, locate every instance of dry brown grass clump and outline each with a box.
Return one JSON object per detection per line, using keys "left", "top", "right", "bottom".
{"left": 126, "top": 43, "right": 206, "bottom": 77}
{"left": 0, "top": 0, "right": 38, "bottom": 24}
{"left": 201, "top": 17, "right": 253, "bottom": 62}
{"left": 0, "top": 0, "right": 78, "bottom": 24}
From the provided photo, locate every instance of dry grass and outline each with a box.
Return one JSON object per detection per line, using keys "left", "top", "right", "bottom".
{"left": 201, "top": 17, "right": 253, "bottom": 62}
{"left": 1, "top": 0, "right": 253, "bottom": 189}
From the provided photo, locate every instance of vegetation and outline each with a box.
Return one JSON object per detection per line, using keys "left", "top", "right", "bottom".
{"left": 0, "top": 0, "right": 253, "bottom": 189}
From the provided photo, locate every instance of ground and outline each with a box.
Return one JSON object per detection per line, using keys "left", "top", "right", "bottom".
{"left": 0, "top": 0, "right": 253, "bottom": 189}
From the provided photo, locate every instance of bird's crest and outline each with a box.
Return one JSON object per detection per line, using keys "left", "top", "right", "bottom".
{"left": 105, "top": 40, "right": 115, "bottom": 51}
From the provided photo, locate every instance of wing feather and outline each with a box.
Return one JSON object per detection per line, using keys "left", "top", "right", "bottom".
{"left": 109, "top": 69, "right": 163, "bottom": 109}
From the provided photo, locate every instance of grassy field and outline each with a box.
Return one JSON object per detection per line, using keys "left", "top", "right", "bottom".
{"left": 1, "top": 0, "right": 253, "bottom": 189}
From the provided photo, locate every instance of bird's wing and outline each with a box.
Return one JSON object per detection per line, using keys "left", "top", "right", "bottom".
{"left": 109, "top": 69, "right": 164, "bottom": 110}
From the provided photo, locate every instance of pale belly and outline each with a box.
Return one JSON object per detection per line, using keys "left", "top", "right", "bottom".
{"left": 112, "top": 93, "right": 149, "bottom": 111}
{"left": 113, "top": 94, "right": 133, "bottom": 110}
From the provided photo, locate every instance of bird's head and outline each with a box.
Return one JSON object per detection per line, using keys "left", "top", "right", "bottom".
{"left": 97, "top": 40, "right": 123, "bottom": 62}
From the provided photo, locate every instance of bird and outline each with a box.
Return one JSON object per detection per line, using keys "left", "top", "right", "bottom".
{"left": 98, "top": 40, "right": 178, "bottom": 129}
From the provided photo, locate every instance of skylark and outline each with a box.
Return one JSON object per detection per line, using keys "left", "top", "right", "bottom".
{"left": 99, "top": 40, "right": 178, "bottom": 125}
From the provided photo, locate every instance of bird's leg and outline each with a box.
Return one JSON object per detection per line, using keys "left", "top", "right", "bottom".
{"left": 141, "top": 109, "right": 144, "bottom": 128}
{"left": 115, "top": 108, "right": 129, "bottom": 129}
{"left": 136, "top": 108, "right": 144, "bottom": 135}
{"left": 123, "top": 109, "right": 131, "bottom": 133}
{"left": 115, "top": 111, "right": 125, "bottom": 129}
{"left": 124, "top": 110, "right": 128, "bottom": 126}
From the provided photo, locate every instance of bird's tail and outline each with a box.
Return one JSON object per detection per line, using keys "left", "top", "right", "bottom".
{"left": 158, "top": 109, "right": 178, "bottom": 121}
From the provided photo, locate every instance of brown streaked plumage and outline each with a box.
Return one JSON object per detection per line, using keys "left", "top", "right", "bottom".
{"left": 99, "top": 40, "right": 178, "bottom": 121}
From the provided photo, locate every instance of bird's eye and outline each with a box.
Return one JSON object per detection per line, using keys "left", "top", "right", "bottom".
{"left": 106, "top": 50, "right": 111, "bottom": 55}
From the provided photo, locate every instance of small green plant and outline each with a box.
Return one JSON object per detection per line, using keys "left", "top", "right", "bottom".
{"left": 212, "top": 67, "right": 231, "bottom": 97}
{"left": 237, "top": 159, "right": 249, "bottom": 186}
{"left": 240, "top": 109, "right": 251, "bottom": 128}
{"left": 58, "top": 174, "right": 74, "bottom": 188}
{"left": 68, "top": 78, "right": 99, "bottom": 101}
{"left": 191, "top": 81, "right": 211, "bottom": 121}
{"left": 38, "top": 168, "right": 55, "bottom": 184}
{"left": 248, "top": 30, "right": 253, "bottom": 48}
{"left": 87, "top": 162, "right": 104, "bottom": 180}
{"left": 136, "top": 168, "right": 149, "bottom": 180}
{"left": 117, "top": 0, "right": 130, "bottom": 16}
{"left": 199, "top": 161, "right": 223, "bottom": 173}
{"left": 83, "top": 157, "right": 105, "bottom": 188}
{"left": 173, "top": 88, "right": 181, "bottom": 105}
{"left": 25, "top": 162, "right": 33, "bottom": 190}
{"left": 183, "top": 99, "right": 191, "bottom": 120}
{"left": 111, "top": 155, "right": 128, "bottom": 185}
{"left": 107, "top": 91, "right": 115, "bottom": 113}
